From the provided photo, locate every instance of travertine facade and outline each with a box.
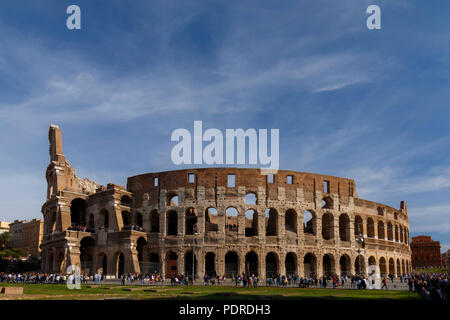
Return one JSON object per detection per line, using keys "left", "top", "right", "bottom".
{"left": 41, "top": 125, "right": 412, "bottom": 278}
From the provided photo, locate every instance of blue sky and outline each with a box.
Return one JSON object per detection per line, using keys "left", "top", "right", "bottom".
{"left": 0, "top": 1, "right": 449, "bottom": 252}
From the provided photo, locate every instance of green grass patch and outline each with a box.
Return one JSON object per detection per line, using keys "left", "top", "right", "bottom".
{"left": 0, "top": 283, "right": 422, "bottom": 300}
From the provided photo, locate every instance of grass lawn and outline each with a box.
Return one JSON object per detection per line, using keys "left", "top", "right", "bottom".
{"left": 0, "top": 283, "right": 422, "bottom": 300}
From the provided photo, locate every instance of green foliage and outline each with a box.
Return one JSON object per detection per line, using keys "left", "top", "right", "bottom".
{"left": 0, "top": 232, "right": 12, "bottom": 250}
{"left": 0, "top": 247, "right": 28, "bottom": 258}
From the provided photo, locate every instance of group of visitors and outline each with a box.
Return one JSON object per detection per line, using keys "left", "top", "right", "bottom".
{"left": 119, "top": 272, "right": 165, "bottom": 285}
{"left": 408, "top": 273, "right": 449, "bottom": 301}
{"left": 121, "top": 225, "right": 144, "bottom": 232}
{"left": 0, "top": 272, "right": 91, "bottom": 284}
{"left": 67, "top": 224, "right": 95, "bottom": 233}
{"left": 233, "top": 274, "right": 259, "bottom": 288}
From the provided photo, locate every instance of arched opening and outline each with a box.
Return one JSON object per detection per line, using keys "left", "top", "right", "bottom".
{"left": 135, "top": 212, "right": 143, "bottom": 229}
{"left": 88, "top": 214, "right": 94, "bottom": 229}
{"left": 184, "top": 250, "right": 198, "bottom": 278}
{"left": 245, "top": 209, "right": 258, "bottom": 236}
{"left": 149, "top": 253, "right": 160, "bottom": 274}
{"left": 70, "top": 198, "right": 87, "bottom": 226}
{"left": 166, "top": 252, "right": 178, "bottom": 277}
{"left": 167, "top": 210, "right": 178, "bottom": 235}
{"left": 150, "top": 210, "right": 159, "bottom": 233}
{"left": 387, "top": 222, "right": 393, "bottom": 240}
{"left": 265, "top": 252, "right": 278, "bottom": 277}
{"left": 355, "top": 255, "right": 366, "bottom": 276}
{"left": 121, "top": 211, "right": 131, "bottom": 228}
{"left": 322, "top": 213, "right": 334, "bottom": 240}
{"left": 205, "top": 208, "right": 218, "bottom": 232}
{"left": 225, "top": 251, "right": 239, "bottom": 278}
{"left": 185, "top": 208, "right": 197, "bottom": 235}
{"left": 80, "top": 236, "right": 95, "bottom": 275}
{"left": 339, "top": 254, "right": 351, "bottom": 276}
{"left": 354, "top": 215, "right": 363, "bottom": 236}
{"left": 378, "top": 221, "right": 385, "bottom": 240}
{"left": 136, "top": 237, "right": 147, "bottom": 272}
{"left": 389, "top": 258, "right": 395, "bottom": 276}
{"left": 245, "top": 251, "right": 258, "bottom": 276}
{"left": 168, "top": 194, "right": 179, "bottom": 206}
{"left": 401, "top": 259, "right": 405, "bottom": 275}
{"left": 396, "top": 259, "right": 401, "bottom": 276}
{"left": 303, "top": 210, "right": 315, "bottom": 235}
{"left": 121, "top": 195, "right": 132, "bottom": 207}
{"left": 115, "top": 253, "right": 125, "bottom": 277}
{"left": 205, "top": 252, "right": 216, "bottom": 276}
{"left": 367, "top": 218, "right": 375, "bottom": 238}
{"left": 265, "top": 208, "right": 278, "bottom": 236}
{"left": 323, "top": 254, "right": 335, "bottom": 277}
{"left": 245, "top": 193, "right": 257, "bottom": 205}
{"left": 99, "top": 209, "right": 109, "bottom": 229}
{"left": 285, "top": 252, "right": 297, "bottom": 276}
{"left": 377, "top": 207, "right": 384, "bottom": 216}
{"left": 304, "top": 253, "right": 317, "bottom": 277}
{"left": 225, "top": 207, "right": 238, "bottom": 235}
{"left": 322, "top": 197, "right": 333, "bottom": 209}
{"left": 400, "top": 227, "right": 404, "bottom": 243}
{"left": 339, "top": 213, "right": 350, "bottom": 241}
{"left": 395, "top": 225, "right": 399, "bottom": 242}
{"left": 285, "top": 209, "right": 297, "bottom": 233}
{"left": 379, "top": 257, "right": 387, "bottom": 277}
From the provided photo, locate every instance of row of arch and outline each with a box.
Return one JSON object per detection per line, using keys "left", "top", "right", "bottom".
{"left": 68, "top": 198, "right": 410, "bottom": 245}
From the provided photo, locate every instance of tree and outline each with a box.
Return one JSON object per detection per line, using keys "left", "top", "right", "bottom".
{"left": 0, "top": 232, "right": 12, "bottom": 250}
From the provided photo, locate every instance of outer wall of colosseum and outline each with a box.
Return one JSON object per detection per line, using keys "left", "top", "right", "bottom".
{"left": 40, "top": 125, "right": 412, "bottom": 279}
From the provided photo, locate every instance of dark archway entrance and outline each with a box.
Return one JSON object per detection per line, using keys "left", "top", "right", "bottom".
{"left": 285, "top": 252, "right": 297, "bottom": 276}
{"left": 265, "top": 252, "right": 278, "bottom": 278}
{"left": 205, "top": 252, "right": 216, "bottom": 276}
{"left": 225, "top": 251, "right": 239, "bottom": 277}
{"left": 184, "top": 251, "right": 198, "bottom": 278}
{"left": 245, "top": 251, "right": 258, "bottom": 276}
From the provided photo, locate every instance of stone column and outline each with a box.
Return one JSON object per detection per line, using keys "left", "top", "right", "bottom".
{"left": 297, "top": 253, "right": 303, "bottom": 276}
{"left": 259, "top": 250, "right": 266, "bottom": 280}
{"left": 160, "top": 249, "right": 166, "bottom": 278}
{"left": 177, "top": 249, "right": 185, "bottom": 275}
{"left": 279, "top": 252, "right": 285, "bottom": 276}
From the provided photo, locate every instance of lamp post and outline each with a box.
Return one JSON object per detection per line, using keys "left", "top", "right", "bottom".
{"left": 192, "top": 223, "right": 198, "bottom": 284}
{"left": 355, "top": 233, "right": 365, "bottom": 276}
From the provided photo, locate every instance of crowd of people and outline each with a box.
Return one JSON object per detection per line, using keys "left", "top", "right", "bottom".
{"left": 1, "top": 270, "right": 447, "bottom": 300}
{"left": 408, "top": 273, "right": 449, "bottom": 300}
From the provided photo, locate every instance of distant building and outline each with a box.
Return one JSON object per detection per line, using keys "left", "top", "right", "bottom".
{"left": 442, "top": 253, "right": 448, "bottom": 268}
{"left": 411, "top": 235, "right": 442, "bottom": 269}
{"left": 0, "top": 221, "right": 10, "bottom": 234}
{"left": 9, "top": 220, "right": 23, "bottom": 248}
{"left": 7, "top": 219, "right": 44, "bottom": 259}
{"left": 21, "top": 219, "right": 44, "bottom": 258}
{"left": 446, "top": 250, "right": 450, "bottom": 268}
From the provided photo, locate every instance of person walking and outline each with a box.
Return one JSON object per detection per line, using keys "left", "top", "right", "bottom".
{"left": 381, "top": 277, "right": 388, "bottom": 290}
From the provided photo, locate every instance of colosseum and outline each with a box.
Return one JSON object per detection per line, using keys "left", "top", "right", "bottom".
{"left": 41, "top": 125, "right": 412, "bottom": 279}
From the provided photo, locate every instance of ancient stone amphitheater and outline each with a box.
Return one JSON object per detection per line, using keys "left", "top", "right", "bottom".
{"left": 41, "top": 125, "right": 412, "bottom": 279}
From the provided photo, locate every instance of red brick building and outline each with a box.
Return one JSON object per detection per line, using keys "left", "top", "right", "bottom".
{"left": 411, "top": 235, "right": 442, "bottom": 269}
